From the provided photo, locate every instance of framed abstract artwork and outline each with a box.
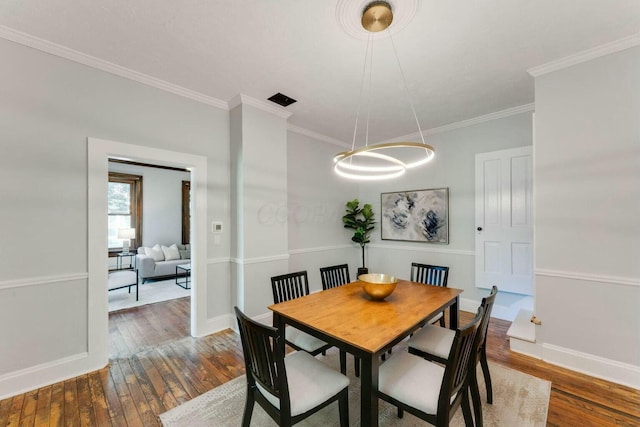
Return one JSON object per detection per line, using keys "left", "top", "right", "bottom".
{"left": 381, "top": 188, "right": 449, "bottom": 244}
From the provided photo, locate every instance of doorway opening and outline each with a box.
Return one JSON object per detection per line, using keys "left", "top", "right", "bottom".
{"left": 88, "top": 138, "right": 208, "bottom": 369}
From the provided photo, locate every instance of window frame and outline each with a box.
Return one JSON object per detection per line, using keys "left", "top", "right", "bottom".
{"left": 108, "top": 172, "right": 143, "bottom": 255}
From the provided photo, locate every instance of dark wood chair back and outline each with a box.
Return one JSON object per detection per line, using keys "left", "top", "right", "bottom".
{"left": 234, "top": 306, "right": 289, "bottom": 411}
{"left": 271, "top": 271, "right": 310, "bottom": 304}
{"left": 477, "top": 286, "right": 498, "bottom": 353}
{"left": 410, "top": 262, "right": 449, "bottom": 287}
{"left": 319, "top": 264, "right": 351, "bottom": 290}
{"left": 439, "top": 306, "right": 483, "bottom": 423}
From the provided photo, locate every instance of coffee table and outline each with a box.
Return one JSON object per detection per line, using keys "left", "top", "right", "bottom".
{"left": 176, "top": 263, "right": 191, "bottom": 289}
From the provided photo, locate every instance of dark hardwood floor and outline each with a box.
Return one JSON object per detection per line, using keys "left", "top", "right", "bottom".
{"left": 0, "top": 297, "right": 638, "bottom": 426}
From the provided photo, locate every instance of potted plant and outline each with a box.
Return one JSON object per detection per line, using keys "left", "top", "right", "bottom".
{"left": 342, "top": 199, "right": 376, "bottom": 276}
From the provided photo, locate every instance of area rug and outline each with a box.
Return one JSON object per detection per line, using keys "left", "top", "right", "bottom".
{"left": 108, "top": 278, "right": 190, "bottom": 312}
{"left": 159, "top": 349, "right": 550, "bottom": 426}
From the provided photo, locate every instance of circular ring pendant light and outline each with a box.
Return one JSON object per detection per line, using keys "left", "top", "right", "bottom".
{"left": 333, "top": 1, "right": 435, "bottom": 180}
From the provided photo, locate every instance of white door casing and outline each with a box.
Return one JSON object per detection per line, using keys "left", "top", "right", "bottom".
{"left": 475, "top": 146, "right": 533, "bottom": 295}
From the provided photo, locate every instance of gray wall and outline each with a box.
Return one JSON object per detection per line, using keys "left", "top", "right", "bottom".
{"left": 0, "top": 37, "right": 230, "bottom": 386}
{"left": 287, "top": 131, "right": 360, "bottom": 292}
{"left": 361, "top": 112, "right": 533, "bottom": 314}
{"left": 534, "top": 46, "right": 640, "bottom": 367}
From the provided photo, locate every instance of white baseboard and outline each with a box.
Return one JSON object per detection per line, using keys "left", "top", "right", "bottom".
{"left": 510, "top": 338, "right": 543, "bottom": 359}
{"left": 0, "top": 351, "right": 101, "bottom": 400}
{"left": 196, "top": 313, "right": 235, "bottom": 337}
{"left": 542, "top": 343, "right": 640, "bottom": 390}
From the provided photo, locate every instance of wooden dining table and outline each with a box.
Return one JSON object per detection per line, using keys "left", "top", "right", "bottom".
{"left": 268, "top": 279, "right": 463, "bottom": 427}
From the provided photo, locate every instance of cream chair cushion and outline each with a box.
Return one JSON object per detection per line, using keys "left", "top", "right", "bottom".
{"left": 408, "top": 323, "right": 455, "bottom": 359}
{"left": 286, "top": 327, "right": 329, "bottom": 353}
{"left": 379, "top": 352, "right": 446, "bottom": 415}
{"left": 257, "top": 351, "right": 350, "bottom": 416}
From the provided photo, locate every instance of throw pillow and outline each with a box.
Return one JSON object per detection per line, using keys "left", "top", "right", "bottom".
{"left": 145, "top": 244, "right": 165, "bottom": 262}
{"left": 179, "top": 249, "right": 190, "bottom": 260}
{"left": 162, "top": 244, "right": 181, "bottom": 261}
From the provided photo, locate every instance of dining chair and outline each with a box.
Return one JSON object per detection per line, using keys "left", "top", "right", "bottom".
{"left": 319, "top": 264, "right": 350, "bottom": 290}
{"left": 318, "top": 264, "right": 361, "bottom": 377}
{"left": 270, "top": 271, "right": 343, "bottom": 370}
{"left": 408, "top": 286, "right": 498, "bottom": 427}
{"left": 234, "top": 307, "right": 350, "bottom": 427}
{"left": 410, "top": 262, "right": 450, "bottom": 327}
{"left": 378, "top": 306, "right": 484, "bottom": 427}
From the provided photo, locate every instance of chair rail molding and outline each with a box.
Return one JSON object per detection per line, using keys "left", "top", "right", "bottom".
{"left": 231, "top": 253, "right": 289, "bottom": 265}
{"left": 0, "top": 273, "right": 87, "bottom": 291}
{"left": 289, "top": 244, "right": 353, "bottom": 255}
{"left": 370, "top": 243, "right": 475, "bottom": 257}
{"left": 535, "top": 269, "right": 640, "bottom": 288}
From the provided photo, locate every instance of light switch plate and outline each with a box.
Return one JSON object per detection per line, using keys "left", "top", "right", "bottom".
{"left": 212, "top": 221, "right": 223, "bottom": 233}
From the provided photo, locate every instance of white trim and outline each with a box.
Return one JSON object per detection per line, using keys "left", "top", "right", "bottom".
{"left": 536, "top": 269, "right": 640, "bottom": 288}
{"left": 231, "top": 254, "right": 290, "bottom": 265}
{"left": 197, "top": 313, "right": 236, "bottom": 338}
{"left": 386, "top": 104, "right": 535, "bottom": 143}
{"left": 510, "top": 338, "right": 543, "bottom": 360}
{"left": 0, "top": 25, "right": 228, "bottom": 110}
{"left": 0, "top": 352, "right": 92, "bottom": 400}
{"left": 228, "top": 94, "right": 292, "bottom": 119}
{"left": 287, "top": 125, "right": 349, "bottom": 148}
{"left": 542, "top": 343, "right": 640, "bottom": 390}
{"left": 207, "top": 257, "right": 232, "bottom": 265}
{"left": 528, "top": 33, "right": 640, "bottom": 77}
{"left": 0, "top": 273, "right": 87, "bottom": 290}
{"left": 288, "top": 244, "right": 353, "bottom": 255}
{"left": 88, "top": 137, "right": 209, "bottom": 362}
{"left": 370, "top": 243, "right": 475, "bottom": 257}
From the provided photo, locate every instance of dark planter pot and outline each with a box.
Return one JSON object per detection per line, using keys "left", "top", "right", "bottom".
{"left": 357, "top": 267, "right": 369, "bottom": 277}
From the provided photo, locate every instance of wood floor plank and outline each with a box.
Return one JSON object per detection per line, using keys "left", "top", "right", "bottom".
{"left": 18, "top": 389, "right": 38, "bottom": 427}
{"left": 87, "top": 370, "right": 111, "bottom": 427}
{"left": 48, "top": 381, "right": 65, "bottom": 427}
{"left": 4, "top": 394, "right": 25, "bottom": 427}
{"left": 119, "top": 360, "right": 161, "bottom": 427}
{"left": 109, "top": 361, "right": 145, "bottom": 427}
{"left": 33, "top": 386, "right": 52, "bottom": 427}
{"left": 75, "top": 375, "right": 96, "bottom": 427}
{"left": 1, "top": 297, "right": 638, "bottom": 426}
{"left": 0, "top": 397, "right": 13, "bottom": 427}
{"left": 133, "top": 351, "right": 179, "bottom": 412}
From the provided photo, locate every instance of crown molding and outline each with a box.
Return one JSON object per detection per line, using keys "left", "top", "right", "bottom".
{"left": 528, "top": 33, "right": 640, "bottom": 77}
{"left": 386, "top": 103, "right": 535, "bottom": 143}
{"left": 287, "top": 124, "right": 350, "bottom": 148}
{"left": 228, "top": 94, "right": 293, "bottom": 119}
{"left": 0, "top": 25, "right": 229, "bottom": 110}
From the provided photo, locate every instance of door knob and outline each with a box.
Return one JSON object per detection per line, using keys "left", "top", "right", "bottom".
{"left": 477, "top": 227, "right": 483, "bottom": 231}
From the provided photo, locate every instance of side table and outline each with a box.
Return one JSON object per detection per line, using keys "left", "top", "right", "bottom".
{"left": 116, "top": 252, "right": 136, "bottom": 270}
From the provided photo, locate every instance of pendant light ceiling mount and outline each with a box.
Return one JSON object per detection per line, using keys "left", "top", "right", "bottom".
{"left": 333, "top": 1, "right": 435, "bottom": 181}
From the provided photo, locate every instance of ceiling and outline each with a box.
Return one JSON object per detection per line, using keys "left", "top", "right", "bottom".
{"left": 1, "top": 0, "right": 638, "bottom": 145}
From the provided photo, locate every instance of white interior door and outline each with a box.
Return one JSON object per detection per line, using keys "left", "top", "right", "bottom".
{"left": 475, "top": 146, "right": 533, "bottom": 295}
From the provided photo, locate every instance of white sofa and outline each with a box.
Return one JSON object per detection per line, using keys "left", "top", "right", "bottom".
{"left": 136, "top": 244, "right": 190, "bottom": 282}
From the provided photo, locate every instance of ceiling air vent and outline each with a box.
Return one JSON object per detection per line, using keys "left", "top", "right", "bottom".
{"left": 267, "top": 92, "right": 297, "bottom": 107}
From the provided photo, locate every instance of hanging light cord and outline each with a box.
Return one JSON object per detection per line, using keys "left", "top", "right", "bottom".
{"left": 387, "top": 28, "right": 426, "bottom": 145}
{"left": 350, "top": 32, "right": 374, "bottom": 153}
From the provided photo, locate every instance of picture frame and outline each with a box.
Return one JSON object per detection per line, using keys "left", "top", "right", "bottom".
{"left": 381, "top": 188, "right": 449, "bottom": 244}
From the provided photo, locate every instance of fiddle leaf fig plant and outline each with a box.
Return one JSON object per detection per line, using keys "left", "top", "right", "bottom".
{"left": 342, "top": 199, "right": 376, "bottom": 270}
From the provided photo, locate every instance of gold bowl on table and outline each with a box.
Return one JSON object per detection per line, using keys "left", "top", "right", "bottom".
{"left": 359, "top": 273, "right": 398, "bottom": 301}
